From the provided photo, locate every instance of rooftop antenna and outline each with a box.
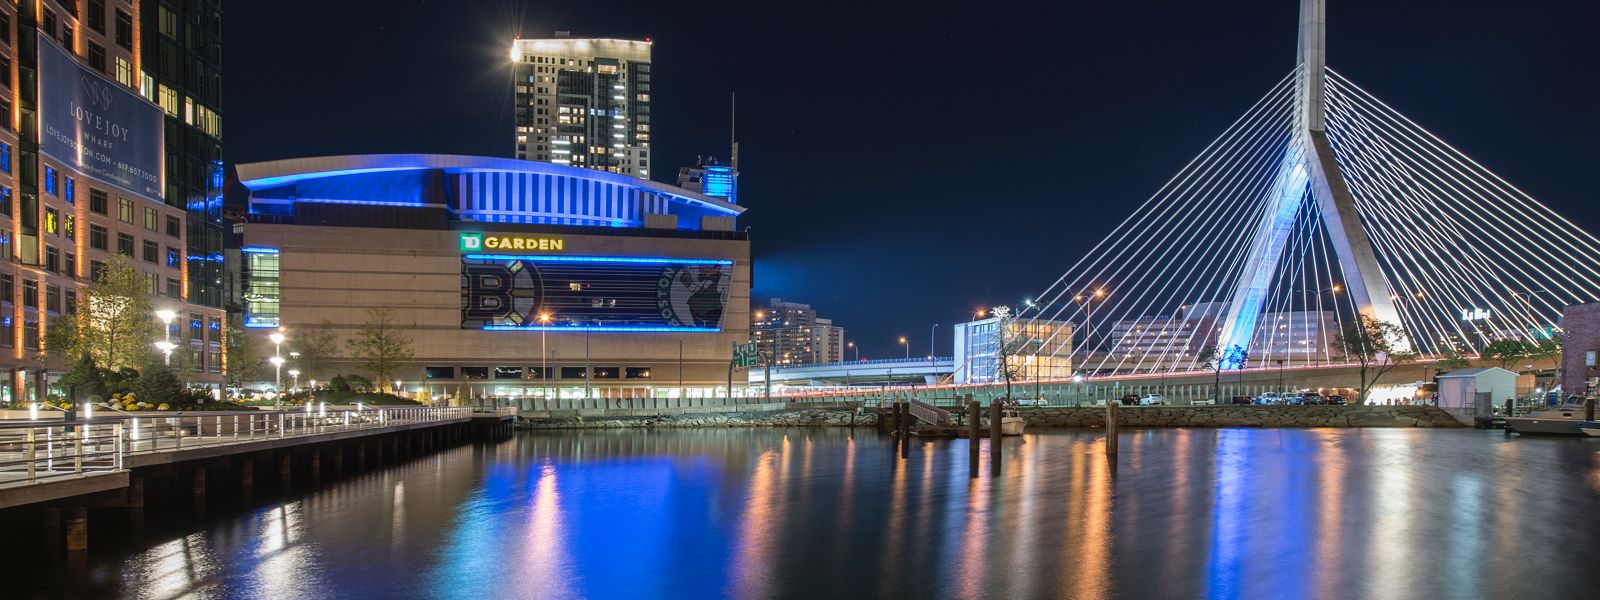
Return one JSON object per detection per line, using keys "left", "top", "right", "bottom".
{"left": 730, "top": 92, "right": 739, "bottom": 171}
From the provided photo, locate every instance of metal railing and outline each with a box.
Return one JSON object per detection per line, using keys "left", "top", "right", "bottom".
{"left": 0, "top": 406, "right": 470, "bottom": 486}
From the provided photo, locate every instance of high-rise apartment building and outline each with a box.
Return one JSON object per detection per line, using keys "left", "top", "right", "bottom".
{"left": 0, "top": 0, "right": 225, "bottom": 405}
{"left": 144, "top": 0, "right": 226, "bottom": 309}
{"left": 751, "top": 299, "right": 845, "bottom": 366}
{"left": 512, "top": 33, "right": 652, "bottom": 178}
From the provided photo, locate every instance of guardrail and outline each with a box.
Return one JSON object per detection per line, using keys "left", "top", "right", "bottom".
{"left": 0, "top": 406, "right": 471, "bottom": 486}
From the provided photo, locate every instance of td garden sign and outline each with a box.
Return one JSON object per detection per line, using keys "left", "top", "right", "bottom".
{"left": 459, "top": 232, "right": 564, "bottom": 252}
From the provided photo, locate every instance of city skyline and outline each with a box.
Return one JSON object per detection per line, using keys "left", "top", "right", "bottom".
{"left": 225, "top": 0, "right": 1600, "bottom": 358}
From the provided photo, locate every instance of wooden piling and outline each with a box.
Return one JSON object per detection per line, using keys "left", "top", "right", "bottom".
{"left": 898, "top": 402, "right": 910, "bottom": 458}
{"left": 989, "top": 400, "right": 1002, "bottom": 468}
{"left": 1105, "top": 400, "right": 1119, "bottom": 455}
{"left": 310, "top": 451, "right": 322, "bottom": 483}
{"left": 967, "top": 398, "right": 981, "bottom": 476}
{"left": 1586, "top": 397, "right": 1595, "bottom": 423}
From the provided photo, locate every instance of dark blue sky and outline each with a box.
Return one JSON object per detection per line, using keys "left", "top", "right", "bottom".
{"left": 227, "top": 0, "right": 1600, "bottom": 359}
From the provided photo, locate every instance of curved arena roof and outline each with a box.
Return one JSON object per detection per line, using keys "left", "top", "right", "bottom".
{"left": 238, "top": 154, "right": 741, "bottom": 229}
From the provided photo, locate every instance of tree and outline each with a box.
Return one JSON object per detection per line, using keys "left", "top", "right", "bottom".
{"left": 132, "top": 356, "right": 185, "bottom": 405}
{"left": 1336, "top": 314, "right": 1418, "bottom": 404}
{"left": 1433, "top": 340, "right": 1472, "bottom": 371}
{"left": 989, "top": 306, "right": 1031, "bottom": 402}
{"left": 53, "top": 256, "right": 154, "bottom": 371}
{"left": 60, "top": 353, "right": 108, "bottom": 402}
{"left": 1528, "top": 334, "right": 1562, "bottom": 367}
{"left": 1197, "top": 344, "right": 1225, "bottom": 402}
{"left": 346, "top": 308, "right": 413, "bottom": 391}
{"left": 223, "top": 322, "right": 261, "bottom": 391}
{"left": 288, "top": 320, "right": 339, "bottom": 380}
{"left": 1480, "top": 338, "right": 1528, "bottom": 370}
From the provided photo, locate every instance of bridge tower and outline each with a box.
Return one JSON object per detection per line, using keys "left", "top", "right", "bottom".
{"left": 1215, "top": 0, "right": 1406, "bottom": 363}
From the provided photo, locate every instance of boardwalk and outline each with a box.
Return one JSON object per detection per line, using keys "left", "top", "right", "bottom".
{"left": 0, "top": 406, "right": 475, "bottom": 508}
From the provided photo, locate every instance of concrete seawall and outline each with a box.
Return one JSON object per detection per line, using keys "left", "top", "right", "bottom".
{"left": 516, "top": 405, "right": 1464, "bottom": 429}
{"left": 1022, "top": 405, "right": 1464, "bottom": 428}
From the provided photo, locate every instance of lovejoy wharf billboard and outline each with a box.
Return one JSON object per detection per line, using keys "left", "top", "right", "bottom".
{"left": 38, "top": 33, "right": 163, "bottom": 199}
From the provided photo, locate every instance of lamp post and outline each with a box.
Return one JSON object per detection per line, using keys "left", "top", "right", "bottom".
{"left": 538, "top": 312, "right": 551, "bottom": 401}
{"left": 289, "top": 369, "right": 300, "bottom": 394}
{"left": 154, "top": 341, "right": 176, "bottom": 365}
{"left": 269, "top": 356, "right": 286, "bottom": 409}
{"left": 929, "top": 324, "right": 939, "bottom": 360}
{"left": 155, "top": 310, "right": 177, "bottom": 364}
{"left": 898, "top": 336, "right": 908, "bottom": 359}
{"left": 847, "top": 341, "right": 859, "bottom": 362}
{"left": 1075, "top": 289, "right": 1106, "bottom": 353}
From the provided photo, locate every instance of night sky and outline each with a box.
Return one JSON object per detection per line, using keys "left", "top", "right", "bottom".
{"left": 227, "top": 0, "right": 1600, "bottom": 359}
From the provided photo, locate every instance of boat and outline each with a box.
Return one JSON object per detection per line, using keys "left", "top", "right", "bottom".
{"left": 1579, "top": 422, "right": 1600, "bottom": 438}
{"left": 1000, "top": 409, "right": 1026, "bottom": 436}
{"left": 1504, "top": 397, "right": 1592, "bottom": 437}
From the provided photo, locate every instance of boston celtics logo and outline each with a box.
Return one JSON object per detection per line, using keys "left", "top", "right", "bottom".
{"left": 656, "top": 265, "right": 731, "bottom": 328}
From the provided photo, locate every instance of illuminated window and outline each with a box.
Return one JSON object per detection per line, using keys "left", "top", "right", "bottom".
{"left": 157, "top": 86, "right": 179, "bottom": 117}
{"left": 118, "top": 197, "right": 133, "bottom": 223}
{"left": 43, "top": 166, "right": 57, "bottom": 196}
{"left": 114, "top": 57, "right": 132, "bottom": 87}
{"left": 244, "top": 250, "right": 281, "bottom": 327}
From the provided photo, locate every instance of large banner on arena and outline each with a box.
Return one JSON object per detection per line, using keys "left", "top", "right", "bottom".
{"left": 461, "top": 255, "right": 732, "bottom": 330}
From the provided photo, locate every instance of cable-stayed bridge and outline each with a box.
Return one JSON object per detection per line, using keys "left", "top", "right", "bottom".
{"left": 1014, "top": 0, "right": 1596, "bottom": 381}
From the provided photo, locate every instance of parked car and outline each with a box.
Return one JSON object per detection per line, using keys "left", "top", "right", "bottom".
{"left": 1230, "top": 395, "right": 1255, "bottom": 405}
{"left": 1300, "top": 391, "right": 1325, "bottom": 405}
{"left": 1120, "top": 394, "right": 1139, "bottom": 406}
{"left": 1014, "top": 396, "right": 1049, "bottom": 407}
{"left": 1138, "top": 394, "right": 1166, "bottom": 406}
{"left": 1191, "top": 398, "right": 1217, "bottom": 406}
{"left": 1325, "top": 395, "right": 1346, "bottom": 405}
{"left": 1254, "top": 392, "right": 1282, "bottom": 405}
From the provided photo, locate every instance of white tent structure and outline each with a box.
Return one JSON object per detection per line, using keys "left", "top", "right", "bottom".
{"left": 1435, "top": 367, "right": 1518, "bottom": 425}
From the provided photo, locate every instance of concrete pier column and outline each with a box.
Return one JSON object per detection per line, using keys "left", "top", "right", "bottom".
{"left": 357, "top": 443, "right": 367, "bottom": 470}
{"left": 42, "top": 507, "right": 61, "bottom": 555}
{"left": 65, "top": 507, "right": 89, "bottom": 553}
{"left": 279, "top": 454, "right": 293, "bottom": 487}
{"left": 310, "top": 451, "right": 322, "bottom": 483}
{"left": 128, "top": 477, "right": 146, "bottom": 511}
{"left": 192, "top": 467, "right": 208, "bottom": 501}
{"left": 334, "top": 446, "right": 345, "bottom": 476}
{"left": 240, "top": 459, "right": 255, "bottom": 496}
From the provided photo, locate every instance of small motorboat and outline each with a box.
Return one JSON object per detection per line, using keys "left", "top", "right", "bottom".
{"left": 1579, "top": 421, "right": 1600, "bottom": 438}
{"left": 1000, "top": 409, "right": 1026, "bottom": 436}
{"left": 1505, "top": 396, "right": 1591, "bottom": 437}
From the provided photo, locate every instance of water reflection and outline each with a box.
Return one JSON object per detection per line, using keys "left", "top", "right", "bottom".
{"left": 28, "top": 428, "right": 1600, "bottom": 599}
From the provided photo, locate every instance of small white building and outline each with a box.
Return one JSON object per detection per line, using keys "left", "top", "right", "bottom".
{"left": 1435, "top": 367, "right": 1519, "bottom": 425}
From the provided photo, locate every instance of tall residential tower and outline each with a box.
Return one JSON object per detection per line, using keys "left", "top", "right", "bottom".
{"left": 512, "top": 33, "right": 652, "bottom": 178}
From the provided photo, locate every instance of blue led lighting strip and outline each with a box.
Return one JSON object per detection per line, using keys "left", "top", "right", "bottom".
{"left": 464, "top": 254, "right": 733, "bottom": 266}
{"left": 241, "top": 246, "right": 280, "bottom": 254}
{"left": 483, "top": 325, "right": 721, "bottom": 333}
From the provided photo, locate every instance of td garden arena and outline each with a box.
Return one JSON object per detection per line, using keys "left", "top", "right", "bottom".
{"left": 235, "top": 154, "right": 751, "bottom": 401}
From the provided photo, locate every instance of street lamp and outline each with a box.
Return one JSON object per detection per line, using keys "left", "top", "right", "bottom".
{"left": 847, "top": 341, "right": 859, "bottom": 362}
{"left": 538, "top": 312, "right": 552, "bottom": 401}
{"left": 898, "top": 336, "right": 908, "bottom": 359}
{"left": 289, "top": 369, "right": 301, "bottom": 393}
{"left": 1074, "top": 289, "right": 1107, "bottom": 352}
{"left": 929, "top": 323, "right": 939, "bottom": 359}
{"left": 155, "top": 310, "right": 177, "bottom": 364}
{"left": 154, "top": 340, "right": 177, "bottom": 365}
{"left": 268, "top": 329, "right": 286, "bottom": 407}
{"left": 270, "top": 356, "right": 286, "bottom": 407}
